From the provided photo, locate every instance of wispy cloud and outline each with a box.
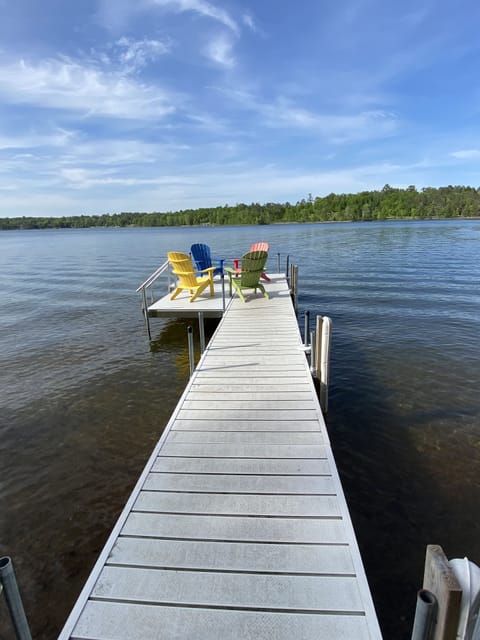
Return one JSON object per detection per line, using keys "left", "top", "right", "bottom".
{"left": 450, "top": 149, "right": 480, "bottom": 159}
{"left": 242, "top": 13, "right": 256, "bottom": 31}
{"left": 0, "top": 58, "right": 177, "bottom": 119}
{"left": 60, "top": 166, "right": 145, "bottom": 187}
{"left": 0, "top": 149, "right": 473, "bottom": 217}
{"left": 215, "top": 88, "right": 398, "bottom": 143}
{"left": 261, "top": 101, "right": 398, "bottom": 142}
{"left": 150, "top": 0, "right": 239, "bottom": 33}
{"left": 0, "top": 128, "right": 75, "bottom": 151}
{"left": 114, "top": 36, "right": 171, "bottom": 73}
{"left": 204, "top": 33, "right": 236, "bottom": 68}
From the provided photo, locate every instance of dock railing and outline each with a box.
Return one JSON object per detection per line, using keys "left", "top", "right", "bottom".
{"left": 137, "top": 259, "right": 229, "bottom": 340}
{"left": 136, "top": 260, "right": 172, "bottom": 339}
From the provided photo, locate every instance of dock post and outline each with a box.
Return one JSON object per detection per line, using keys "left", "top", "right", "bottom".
{"left": 221, "top": 273, "right": 226, "bottom": 312}
{"left": 187, "top": 326, "right": 194, "bottom": 377}
{"left": 304, "top": 311, "right": 310, "bottom": 347}
{"left": 290, "top": 264, "right": 298, "bottom": 313}
{"left": 320, "top": 316, "right": 331, "bottom": 413}
{"left": 142, "top": 288, "right": 152, "bottom": 341}
{"left": 0, "top": 557, "right": 32, "bottom": 640}
{"left": 411, "top": 590, "right": 438, "bottom": 640}
{"left": 277, "top": 253, "right": 281, "bottom": 272}
{"left": 286, "top": 255, "right": 290, "bottom": 284}
{"left": 198, "top": 312, "right": 205, "bottom": 354}
{"left": 310, "top": 329, "right": 316, "bottom": 374}
{"left": 315, "top": 316, "right": 332, "bottom": 413}
{"left": 419, "top": 545, "right": 462, "bottom": 640}
{"left": 315, "top": 317, "right": 322, "bottom": 382}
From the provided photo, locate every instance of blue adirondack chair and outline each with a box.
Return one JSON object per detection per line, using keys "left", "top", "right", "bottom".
{"left": 190, "top": 243, "right": 224, "bottom": 277}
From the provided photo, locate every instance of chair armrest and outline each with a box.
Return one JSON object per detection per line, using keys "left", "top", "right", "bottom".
{"left": 199, "top": 266, "right": 216, "bottom": 275}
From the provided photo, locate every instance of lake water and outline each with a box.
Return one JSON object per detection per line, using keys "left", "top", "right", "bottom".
{"left": 1, "top": 220, "right": 479, "bottom": 639}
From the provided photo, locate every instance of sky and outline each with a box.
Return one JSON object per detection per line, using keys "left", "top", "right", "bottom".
{"left": 1, "top": 0, "right": 480, "bottom": 217}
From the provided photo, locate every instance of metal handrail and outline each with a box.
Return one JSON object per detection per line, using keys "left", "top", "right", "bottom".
{"left": 136, "top": 260, "right": 170, "bottom": 292}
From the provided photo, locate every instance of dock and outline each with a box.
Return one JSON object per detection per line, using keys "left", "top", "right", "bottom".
{"left": 146, "top": 277, "right": 227, "bottom": 319}
{"left": 59, "top": 272, "right": 382, "bottom": 639}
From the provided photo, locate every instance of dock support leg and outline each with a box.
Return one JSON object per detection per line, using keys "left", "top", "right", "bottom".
{"left": 304, "top": 310, "right": 310, "bottom": 348}
{"left": 187, "top": 326, "right": 194, "bottom": 377}
{"left": 142, "top": 288, "right": 152, "bottom": 341}
{"left": 419, "top": 545, "right": 462, "bottom": 640}
{"left": 310, "top": 329, "right": 316, "bottom": 374}
{"left": 290, "top": 264, "right": 298, "bottom": 313}
{"left": 0, "top": 557, "right": 32, "bottom": 640}
{"left": 411, "top": 590, "right": 437, "bottom": 640}
{"left": 198, "top": 312, "right": 205, "bottom": 354}
{"left": 221, "top": 274, "right": 226, "bottom": 312}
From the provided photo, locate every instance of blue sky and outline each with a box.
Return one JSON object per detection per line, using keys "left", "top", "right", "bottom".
{"left": 1, "top": 0, "right": 480, "bottom": 217}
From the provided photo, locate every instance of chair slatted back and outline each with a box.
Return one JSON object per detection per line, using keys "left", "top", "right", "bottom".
{"left": 250, "top": 242, "right": 269, "bottom": 253}
{"left": 168, "top": 252, "right": 199, "bottom": 288}
{"left": 239, "top": 251, "right": 268, "bottom": 288}
{"left": 190, "top": 244, "right": 212, "bottom": 271}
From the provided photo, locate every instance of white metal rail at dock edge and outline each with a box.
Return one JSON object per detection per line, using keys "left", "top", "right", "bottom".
{"left": 59, "top": 273, "right": 382, "bottom": 640}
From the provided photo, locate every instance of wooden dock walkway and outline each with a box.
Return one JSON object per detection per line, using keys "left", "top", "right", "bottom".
{"left": 59, "top": 273, "right": 382, "bottom": 639}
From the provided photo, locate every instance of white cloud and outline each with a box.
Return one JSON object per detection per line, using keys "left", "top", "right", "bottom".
{"left": 59, "top": 138, "right": 191, "bottom": 166}
{"left": 216, "top": 89, "right": 398, "bottom": 143}
{"left": 115, "top": 36, "right": 171, "bottom": 73}
{"left": 60, "top": 169, "right": 198, "bottom": 189}
{"left": 242, "top": 13, "right": 256, "bottom": 31}
{"left": 150, "top": 0, "right": 238, "bottom": 33}
{"left": 0, "top": 153, "right": 463, "bottom": 218}
{"left": 0, "top": 58, "right": 177, "bottom": 120}
{"left": 450, "top": 149, "right": 480, "bottom": 159}
{"left": 0, "top": 129, "right": 74, "bottom": 150}
{"left": 61, "top": 168, "right": 92, "bottom": 183}
{"left": 204, "top": 33, "right": 236, "bottom": 68}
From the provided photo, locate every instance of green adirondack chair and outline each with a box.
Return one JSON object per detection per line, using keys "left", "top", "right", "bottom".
{"left": 225, "top": 250, "right": 269, "bottom": 302}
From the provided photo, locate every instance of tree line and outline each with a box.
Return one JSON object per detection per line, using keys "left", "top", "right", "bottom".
{"left": 1, "top": 185, "right": 479, "bottom": 230}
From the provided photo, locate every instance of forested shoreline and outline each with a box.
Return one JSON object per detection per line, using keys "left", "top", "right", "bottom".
{"left": 1, "top": 184, "right": 479, "bottom": 230}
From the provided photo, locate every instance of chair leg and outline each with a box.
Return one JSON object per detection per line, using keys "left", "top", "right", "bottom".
{"left": 209, "top": 278, "right": 214, "bottom": 296}
{"left": 190, "top": 281, "right": 208, "bottom": 302}
{"left": 261, "top": 272, "right": 271, "bottom": 281}
{"left": 258, "top": 283, "right": 269, "bottom": 300}
{"left": 232, "top": 280, "right": 245, "bottom": 302}
{"left": 170, "top": 286, "right": 182, "bottom": 300}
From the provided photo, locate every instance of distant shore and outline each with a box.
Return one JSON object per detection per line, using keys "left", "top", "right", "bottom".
{"left": 1, "top": 185, "right": 480, "bottom": 230}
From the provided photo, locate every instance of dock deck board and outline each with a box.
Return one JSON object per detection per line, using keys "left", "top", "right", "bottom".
{"left": 60, "top": 273, "right": 382, "bottom": 640}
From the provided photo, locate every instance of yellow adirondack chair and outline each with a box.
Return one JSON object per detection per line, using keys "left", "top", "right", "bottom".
{"left": 167, "top": 252, "right": 215, "bottom": 302}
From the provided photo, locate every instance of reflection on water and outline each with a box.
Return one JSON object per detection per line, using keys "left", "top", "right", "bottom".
{"left": 150, "top": 318, "right": 220, "bottom": 377}
{"left": 0, "top": 221, "right": 479, "bottom": 639}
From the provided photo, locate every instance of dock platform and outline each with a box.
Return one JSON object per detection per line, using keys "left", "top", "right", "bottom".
{"left": 59, "top": 273, "right": 382, "bottom": 639}
{"left": 147, "top": 276, "right": 228, "bottom": 319}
